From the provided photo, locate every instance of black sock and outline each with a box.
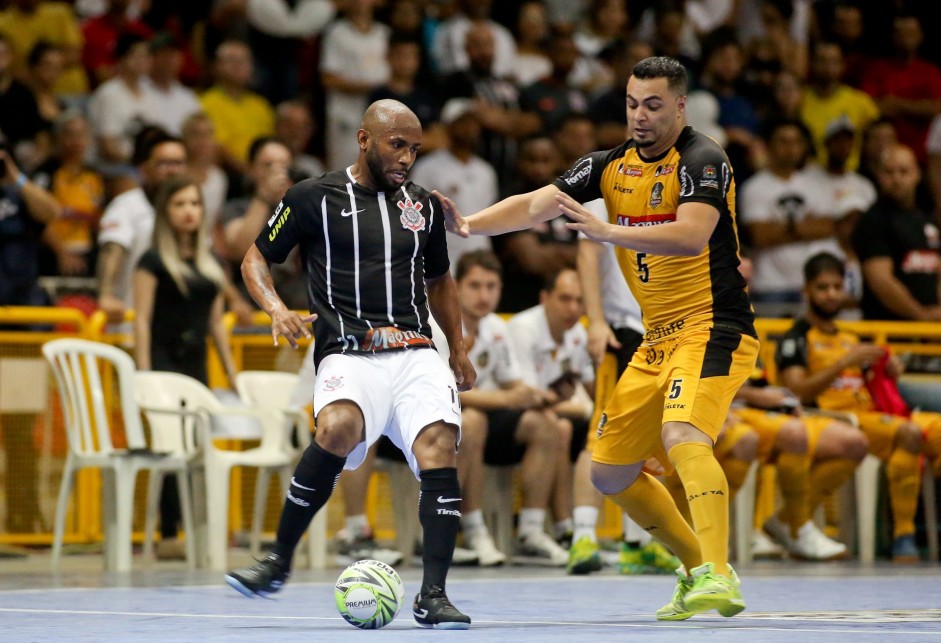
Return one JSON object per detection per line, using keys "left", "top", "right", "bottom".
{"left": 272, "top": 442, "right": 346, "bottom": 567}
{"left": 418, "top": 467, "right": 461, "bottom": 595}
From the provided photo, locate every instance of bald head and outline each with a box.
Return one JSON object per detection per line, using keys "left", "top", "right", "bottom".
{"left": 877, "top": 143, "right": 920, "bottom": 207}
{"left": 362, "top": 99, "right": 421, "bottom": 135}
{"left": 356, "top": 100, "right": 423, "bottom": 192}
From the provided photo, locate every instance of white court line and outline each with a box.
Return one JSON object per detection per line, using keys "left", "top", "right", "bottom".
{"left": 0, "top": 607, "right": 937, "bottom": 636}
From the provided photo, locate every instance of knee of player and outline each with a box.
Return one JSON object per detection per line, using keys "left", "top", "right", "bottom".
{"left": 730, "top": 428, "right": 759, "bottom": 462}
{"left": 590, "top": 461, "right": 639, "bottom": 495}
{"left": 842, "top": 428, "right": 870, "bottom": 462}
{"left": 556, "top": 417, "right": 573, "bottom": 445}
{"left": 314, "top": 411, "right": 364, "bottom": 455}
{"left": 896, "top": 421, "right": 924, "bottom": 453}
{"left": 775, "top": 418, "right": 808, "bottom": 455}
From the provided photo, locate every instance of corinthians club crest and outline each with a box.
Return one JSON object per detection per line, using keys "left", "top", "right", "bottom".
{"left": 397, "top": 196, "right": 425, "bottom": 231}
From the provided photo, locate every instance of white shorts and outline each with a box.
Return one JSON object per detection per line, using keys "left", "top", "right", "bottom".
{"left": 313, "top": 349, "right": 462, "bottom": 476}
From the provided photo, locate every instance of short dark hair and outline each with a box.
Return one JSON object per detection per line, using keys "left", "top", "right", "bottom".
{"left": 132, "top": 126, "right": 181, "bottom": 166}
{"left": 631, "top": 56, "right": 688, "bottom": 95}
{"left": 115, "top": 33, "right": 148, "bottom": 60}
{"left": 27, "top": 40, "right": 59, "bottom": 68}
{"left": 248, "top": 135, "right": 289, "bottom": 164}
{"left": 804, "top": 252, "right": 845, "bottom": 283}
{"left": 455, "top": 249, "right": 503, "bottom": 282}
{"left": 542, "top": 267, "right": 576, "bottom": 293}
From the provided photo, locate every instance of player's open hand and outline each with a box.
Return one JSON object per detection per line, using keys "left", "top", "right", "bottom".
{"left": 450, "top": 349, "right": 477, "bottom": 391}
{"left": 559, "top": 193, "right": 609, "bottom": 242}
{"left": 433, "top": 190, "right": 470, "bottom": 238}
{"left": 270, "top": 307, "right": 316, "bottom": 349}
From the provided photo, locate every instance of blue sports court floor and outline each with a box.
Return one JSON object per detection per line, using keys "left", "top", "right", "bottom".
{"left": 1, "top": 553, "right": 940, "bottom": 642}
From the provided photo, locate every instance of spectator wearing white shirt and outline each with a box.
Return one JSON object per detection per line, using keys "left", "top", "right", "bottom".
{"left": 431, "top": 0, "right": 518, "bottom": 79}
{"left": 410, "top": 98, "right": 498, "bottom": 270}
{"left": 95, "top": 129, "right": 187, "bottom": 320}
{"left": 144, "top": 33, "right": 201, "bottom": 137}
{"left": 432, "top": 250, "right": 570, "bottom": 567}
{"left": 319, "top": 0, "right": 390, "bottom": 168}
{"left": 739, "top": 117, "right": 843, "bottom": 317}
{"left": 87, "top": 33, "right": 159, "bottom": 167}
{"left": 274, "top": 99, "right": 325, "bottom": 180}
{"left": 508, "top": 268, "right": 594, "bottom": 550}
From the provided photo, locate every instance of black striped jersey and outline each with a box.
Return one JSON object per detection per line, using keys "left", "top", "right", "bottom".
{"left": 552, "top": 126, "right": 755, "bottom": 342}
{"left": 254, "top": 168, "right": 450, "bottom": 367}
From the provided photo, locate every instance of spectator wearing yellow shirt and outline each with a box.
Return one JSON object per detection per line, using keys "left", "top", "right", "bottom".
{"left": 800, "top": 40, "right": 879, "bottom": 172}
{"left": 199, "top": 40, "right": 275, "bottom": 174}
{"left": 0, "top": 0, "right": 88, "bottom": 97}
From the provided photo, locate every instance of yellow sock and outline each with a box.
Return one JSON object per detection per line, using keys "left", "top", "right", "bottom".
{"left": 887, "top": 448, "right": 920, "bottom": 538}
{"left": 661, "top": 470, "right": 693, "bottom": 526}
{"left": 668, "top": 442, "right": 730, "bottom": 577}
{"left": 609, "top": 471, "right": 702, "bottom": 571}
{"left": 718, "top": 456, "right": 752, "bottom": 500}
{"left": 775, "top": 452, "right": 810, "bottom": 537}
{"left": 806, "top": 458, "right": 857, "bottom": 517}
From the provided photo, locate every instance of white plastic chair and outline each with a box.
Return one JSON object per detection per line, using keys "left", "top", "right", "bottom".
{"left": 730, "top": 460, "right": 759, "bottom": 563}
{"left": 42, "top": 338, "right": 196, "bottom": 572}
{"left": 235, "top": 370, "right": 327, "bottom": 569}
{"left": 133, "top": 371, "right": 297, "bottom": 570}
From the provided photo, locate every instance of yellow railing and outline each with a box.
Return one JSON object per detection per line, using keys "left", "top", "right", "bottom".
{"left": 4, "top": 307, "right": 941, "bottom": 548}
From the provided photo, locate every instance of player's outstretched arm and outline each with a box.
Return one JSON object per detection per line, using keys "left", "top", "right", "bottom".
{"left": 561, "top": 194, "right": 718, "bottom": 256}
{"left": 426, "top": 271, "right": 476, "bottom": 391}
{"left": 241, "top": 245, "right": 316, "bottom": 348}
{"left": 433, "top": 185, "right": 563, "bottom": 237}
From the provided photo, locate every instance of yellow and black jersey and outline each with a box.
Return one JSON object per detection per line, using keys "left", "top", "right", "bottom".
{"left": 553, "top": 126, "right": 754, "bottom": 342}
{"left": 774, "top": 318, "right": 873, "bottom": 412}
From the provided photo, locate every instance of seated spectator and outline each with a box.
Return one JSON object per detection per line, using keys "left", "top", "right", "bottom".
{"left": 860, "top": 12, "right": 941, "bottom": 166}
{"left": 800, "top": 40, "right": 879, "bottom": 173}
{"left": 439, "top": 20, "right": 541, "bottom": 183}
{"left": 0, "top": 142, "right": 61, "bottom": 306}
{"left": 858, "top": 116, "right": 898, "bottom": 188}
{"left": 573, "top": 0, "right": 630, "bottom": 60}
{"left": 368, "top": 36, "right": 443, "bottom": 151}
{"left": 26, "top": 41, "right": 67, "bottom": 130}
{"left": 492, "top": 134, "right": 576, "bottom": 313}
{"left": 518, "top": 30, "right": 590, "bottom": 134}
{"left": 589, "top": 38, "right": 653, "bottom": 150}
{"left": 180, "top": 111, "right": 227, "bottom": 243}
{"left": 200, "top": 39, "right": 275, "bottom": 173}
{"left": 219, "top": 137, "right": 305, "bottom": 309}
{"left": 145, "top": 32, "right": 201, "bottom": 137}
{"left": 0, "top": 0, "right": 88, "bottom": 98}
{"left": 273, "top": 99, "right": 325, "bottom": 181}
{"left": 81, "top": 0, "right": 153, "bottom": 87}
{"left": 0, "top": 33, "right": 52, "bottom": 172}
{"left": 86, "top": 33, "right": 159, "bottom": 166}
{"left": 776, "top": 252, "right": 941, "bottom": 562}
{"left": 34, "top": 111, "right": 106, "bottom": 278}
{"left": 508, "top": 268, "right": 595, "bottom": 554}
{"left": 319, "top": 0, "right": 390, "bottom": 168}
{"left": 95, "top": 127, "right": 187, "bottom": 320}
{"left": 431, "top": 0, "right": 517, "bottom": 79}
{"left": 552, "top": 112, "right": 596, "bottom": 176}
{"left": 410, "top": 98, "right": 497, "bottom": 271}
{"left": 440, "top": 250, "right": 570, "bottom": 567}
{"left": 510, "top": 1, "right": 551, "bottom": 89}
{"left": 739, "top": 117, "right": 842, "bottom": 317}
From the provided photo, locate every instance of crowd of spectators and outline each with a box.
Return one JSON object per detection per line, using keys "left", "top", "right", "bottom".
{"left": 2, "top": 0, "right": 941, "bottom": 332}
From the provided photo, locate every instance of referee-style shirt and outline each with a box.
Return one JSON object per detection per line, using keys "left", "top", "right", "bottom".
{"left": 254, "top": 167, "right": 450, "bottom": 368}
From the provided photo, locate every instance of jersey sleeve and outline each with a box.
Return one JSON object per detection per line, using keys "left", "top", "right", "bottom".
{"left": 97, "top": 199, "right": 135, "bottom": 249}
{"left": 493, "top": 322, "right": 522, "bottom": 385}
{"left": 774, "top": 320, "right": 811, "bottom": 372}
{"left": 851, "top": 207, "right": 892, "bottom": 262}
{"left": 552, "top": 147, "right": 623, "bottom": 204}
{"left": 424, "top": 194, "right": 450, "bottom": 279}
{"left": 254, "top": 183, "right": 307, "bottom": 264}
{"left": 676, "top": 140, "right": 730, "bottom": 210}
{"left": 506, "top": 316, "right": 540, "bottom": 388}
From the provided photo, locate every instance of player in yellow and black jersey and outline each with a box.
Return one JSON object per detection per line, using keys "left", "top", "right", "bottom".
{"left": 438, "top": 56, "right": 757, "bottom": 621}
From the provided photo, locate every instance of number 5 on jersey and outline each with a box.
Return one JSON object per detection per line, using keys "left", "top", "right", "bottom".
{"left": 636, "top": 252, "right": 649, "bottom": 283}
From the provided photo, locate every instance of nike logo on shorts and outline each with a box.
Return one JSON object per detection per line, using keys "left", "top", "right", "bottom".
{"left": 340, "top": 208, "right": 364, "bottom": 217}
{"left": 437, "top": 496, "right": 461, "bottom": 503}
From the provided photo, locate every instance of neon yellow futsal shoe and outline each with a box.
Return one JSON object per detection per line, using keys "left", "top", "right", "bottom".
{"left": 655, "top": 567, "right": 695, "bottom": 621}
{"left": 683, "top": 562, "right": 745, "bottom": 618}
{"left": 566, "top": 536, "right": 602, "bottom": 575}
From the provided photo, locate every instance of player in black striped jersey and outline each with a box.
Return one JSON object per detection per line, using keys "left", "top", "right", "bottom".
{"left": 225, "top": 100, "right": 476, "bottom": 630}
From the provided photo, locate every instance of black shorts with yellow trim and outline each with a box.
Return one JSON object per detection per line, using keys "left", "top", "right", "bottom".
{"left": 593, "top": 325, "right": 760, "bottom": 471}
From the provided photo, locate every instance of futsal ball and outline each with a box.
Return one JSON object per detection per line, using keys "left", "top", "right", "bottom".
{"left": 334, "top": 559, "right": 406, "bottom": 629}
